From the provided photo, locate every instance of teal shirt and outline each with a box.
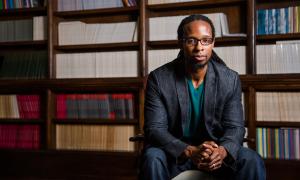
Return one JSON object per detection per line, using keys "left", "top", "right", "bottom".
{"left": 184, "top": 78, "right": 205, "bottom": 142}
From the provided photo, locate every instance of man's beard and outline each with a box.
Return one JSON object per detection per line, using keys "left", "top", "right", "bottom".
{"left": 186, "top": 58, "right": 208, "bottom": 72}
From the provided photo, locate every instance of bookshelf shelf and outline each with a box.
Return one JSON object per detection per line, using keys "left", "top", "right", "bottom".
{"left": 257, "top": 0, "right": 300, "bottom": 9}
{"left": 147, "top": 0, "right": 245, "bottom": 11}
{"left": 54, "top": 42, "right": 139, "bottom": 53}
{"left": 0, "top": 40, "right": 47, "bottom": 50}
{"left": 264, "top": 159, "right": 300, "bottom": 180}
{"left": 256, "top": 121, "right": 300, "bottom": 128}
{"left": 0, "top": 78, "right": 144, "bottom": 92}
{"left": 257, "top": 33, "right": 300, "bottom": 44}
{"left": 0, "top": 149, "right": 139, "bottom": 180}
{"left": 148, "top": 37, "right": 247, "bottom": 49}
{"left": 48, "top": 78, "right": 144, "bottom": 90}
{"left": 147, "top": 40, "right": 179, "bottom": 49}
{"left": 0, "top": 119, "right": 44, "bottom": 124}
{"left": 0, "top": 7, "right": 47, "bottom": 18}
{"left": 53, "top": 6, "right": 139, "bottom": 19}
{"left": 53, "top": 119, "right": 139, "bottom": 125}
{"left": 240, "top": 75, "right": 300, "bottom": 90}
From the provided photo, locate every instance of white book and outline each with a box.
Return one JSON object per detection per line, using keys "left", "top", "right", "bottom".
{"left": 33, "top": 16, "right": 47, "bottom": 40}
{"left": 149, "top": 13, "right": 226, "bottom": 41}
{"left": 148, "top": 0, "right": 205, "bottom": 5}
{"left": 56, "top": 51, "right": 138, "bottom": 78}
{"left": 58, "top": 21, "right": 137, "bottom": 45}
{"left": 214, "top": 46, "right": 246, "bottom": 74}
{"left": 58, "top": 0, "right": 123, "bottom": 11}
{"left": 96, "top": 51, "right": 138, "bottom": 77}
{"left": 56, "top": 53, "right": 96, "bottom": 78}
{"left": 148, "top": 49, "right": 179, "bottom": 73}
{"left": 12, "top": 95, "right": 20, "bottom": 118}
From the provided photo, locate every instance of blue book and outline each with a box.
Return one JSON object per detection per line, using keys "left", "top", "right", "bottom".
{"left": 285, "top": 8, "right": 289, "bottom": 33}
{"left": 264, "top": 9, "right": 269, "bottom": 34}
{"left": 8, "top": 0, "right": 14, "bottom": 9}
{"left": 268, "top": 9, "right": 276, "bottom": 34}
{"left": 275, "top": 8, "right": 280, "bottom": 34}
{"left": 257, "top": 9, "right": 266, "bottom": 35}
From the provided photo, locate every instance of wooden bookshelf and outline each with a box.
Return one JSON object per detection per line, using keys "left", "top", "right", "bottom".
{"left": 0, "top": 7, "right": 47, "bottom": 19}
{"left": 0, "top": 0, "right": 299, "bottom": 179}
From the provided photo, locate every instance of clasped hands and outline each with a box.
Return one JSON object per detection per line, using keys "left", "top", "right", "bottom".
{"left": 184, "top": 141, "right": 227, "bottom": 172}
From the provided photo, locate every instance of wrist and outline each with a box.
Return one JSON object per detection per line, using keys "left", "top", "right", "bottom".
{"left": 218, "top": 146, "right": 228, "bottom": 160}
{"left": 184, "top": 145, "right": 197, "bottom": 158}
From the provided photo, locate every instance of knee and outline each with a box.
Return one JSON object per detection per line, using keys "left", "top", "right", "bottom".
{"left": 238, "top": 147, "right": 265, "bottom": 168}
{"left": 142, "top": 147, "right": 168, "bottom": 167}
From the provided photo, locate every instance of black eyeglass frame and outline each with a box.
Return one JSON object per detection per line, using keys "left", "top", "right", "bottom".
{"left": 181, "top": 37, "right": 214, "bottom": 46}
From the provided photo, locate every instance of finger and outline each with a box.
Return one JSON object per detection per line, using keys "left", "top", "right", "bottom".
{"left": 201, "top": 148, "right": 213, "bottom": 156}
{"left": 202, "top": 144, "right": 217, "bottom": 152}
{"left": 203, "top": 141, "right": 218, "bottom": 148}
{"left": 200, "top": 151, "right": 211, "bottom": 160}
{"left": 198, "top": 162, "right": 210, "bottom": 170}
{"left": 209, "top": 162, "right": 220, "bottom": 171}
{"left": 209, "top": 154, "right": 221, "bottom": 166}
{"left": 209, "top": 149, "right": 220, "bottom": 161}
{"left": 208, "top": 153, "right": 222, "bottom": 171}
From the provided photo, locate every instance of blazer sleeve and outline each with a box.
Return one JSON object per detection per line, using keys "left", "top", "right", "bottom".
{"left": 219, "top": 74, "right": 245, "bottom": 162}
{"left": 144, "top": 72, "right": 188, "bottom": 158}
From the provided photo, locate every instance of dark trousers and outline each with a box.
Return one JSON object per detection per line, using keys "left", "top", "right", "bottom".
{"left": 140, "top": 146, "right": 266, "bottom": 180}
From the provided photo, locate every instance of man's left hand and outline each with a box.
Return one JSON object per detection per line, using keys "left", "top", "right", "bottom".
{"left": 197, "top": 145, "right": 228, "bottom": 171}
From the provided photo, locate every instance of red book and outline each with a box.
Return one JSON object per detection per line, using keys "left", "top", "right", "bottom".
{"left": 57, "top": 94, "right": 67, "bottom": 119}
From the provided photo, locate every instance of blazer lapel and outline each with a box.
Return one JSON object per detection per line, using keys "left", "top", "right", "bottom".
{"left": 203, "top": 61, "right": 217, "bottom": 137}
{"left": 174, "top": 59, "right": 189, "bottom": 133}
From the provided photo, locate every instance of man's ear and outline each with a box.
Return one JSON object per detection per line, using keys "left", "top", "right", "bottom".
{"left": 211, "top": 38, "right": 215, "bottom": 48}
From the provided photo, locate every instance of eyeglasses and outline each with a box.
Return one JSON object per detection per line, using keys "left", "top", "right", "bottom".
{"left": 183, "top": 37, "right": 214, "bottom": 46}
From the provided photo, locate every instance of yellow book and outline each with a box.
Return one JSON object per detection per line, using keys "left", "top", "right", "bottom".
{"left": 275, "top": 128, "right": 279, "bottom": 159}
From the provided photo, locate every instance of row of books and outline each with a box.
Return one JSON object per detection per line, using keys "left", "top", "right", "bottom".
{"left": 0, "top": 16, "right": 47, "bottom": 42}
{"left": 56, "top": 51, "right": 138, "bottom": 78}
{"left": 256, "top": 40, "right": 300, "bottom": 74}
{"left": 0, "top": 95, "right": 40, "bottom": 119}
{"left": 256, "top": 128, "right": 300, "bottom": 160}
{"left": 149, "top": 13, "right": 246, "bottom": 41}
{"left": 0, "top": 125, "right": 40, "bottom": 149}
{"left": 0, "top": 0, "right": 45, "bottom": 9}
{"left": 57, "top": 0, "right": 137, "bottom": 12}
{"left": 256, "top": 92, "right": 300, "bottom": 122}
{"left": 1, "top": 40, "right": 298, "bottom": 79}
{"left": 257, "top": 6, "right": 300, "bottom": 35}
{"left": 58, "top": 21, "right": 137, "bottom": 45}
{"left": 148, "top": 0, "right": 202, "bottom": 5}
{"left": 56, "top": 124, "right": 135, "bottom": 152}
{"left": 0, "top": 51, "right": 47, "bottom": 79}
{"left": 56, "top": 93, "right": 134, "bottom": 119}
{"left": 148, "top": 46, "right": 246, "bottom": 74}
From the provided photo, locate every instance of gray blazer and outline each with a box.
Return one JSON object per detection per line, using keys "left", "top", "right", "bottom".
{"left": 144, "top": 56, "right": 245, "bottom": 163}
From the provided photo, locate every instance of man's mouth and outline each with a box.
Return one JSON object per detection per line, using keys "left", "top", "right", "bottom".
{"left": 192, "top": 55, "right": 206, "bottom": 61}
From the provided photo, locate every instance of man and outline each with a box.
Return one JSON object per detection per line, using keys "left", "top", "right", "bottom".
{"left": 140, "top": 14, "right": 266, "bottom": 180}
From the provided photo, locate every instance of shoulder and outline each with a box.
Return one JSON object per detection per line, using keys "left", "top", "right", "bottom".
{"left": 149, "top": 58, "right": 181, "bottom": 79}
{"left": 210, "top": 59, "right": 239, "bottom": 81}
{"left": 209, "top": 59, "right": 241, "bottom": 95}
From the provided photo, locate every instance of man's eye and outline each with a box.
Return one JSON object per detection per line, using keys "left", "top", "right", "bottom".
{"left": 202, "top": 39, "right": 209, "bottom": 43}
{"left": 187, "top": 38, "right": 196, "bottom": 44}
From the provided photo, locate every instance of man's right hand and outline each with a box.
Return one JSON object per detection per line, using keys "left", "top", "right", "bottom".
{"left": 191, "top": 141, "right": 218, "bottom": 171}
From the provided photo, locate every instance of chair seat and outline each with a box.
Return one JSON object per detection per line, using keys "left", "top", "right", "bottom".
{"left": 172, "top": 170, "right": 217, "bottom": 180}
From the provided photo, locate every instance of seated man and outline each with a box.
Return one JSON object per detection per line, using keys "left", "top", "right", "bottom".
{"left": 140, "top": 14, "right": 266, "bottom": 180}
